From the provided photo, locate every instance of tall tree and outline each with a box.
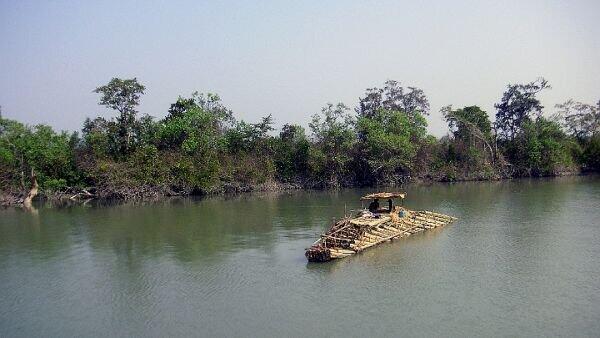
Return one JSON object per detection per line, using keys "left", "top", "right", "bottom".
{"left": 309, "top": 103, "right": 355, "bottom": 186}
{"left": 94, "top": 78, "right": 146, "bottom": 155}
{"left": 356, "top": 108, "right": 427, "bottom": 181}
{"left": 555, "top": 99, "right": 600, "bottom": 139}
{"left": 357, "top": 80, "right": 429, "bottom": 120}
{"left": 442, "top": 105, "right": 494, "bottom": 162}
{"left": 274, "top": 124, "right": 310, "bottom": 181}
{"left": 166, "top": 92, "right": 234, "bottom": 134}
{"left": 355, "top": 81, "right": 430, "bottom": 183}
{"left": 494, "top": 78, "right": 550, "bottom": 140}
{"left": 156, "top": 104, "right": 226, "bottom": 189}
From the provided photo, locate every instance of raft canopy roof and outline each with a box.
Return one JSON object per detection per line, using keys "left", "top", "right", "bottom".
{"left": 360, "top": 192, "right": 406, "bottom": 200}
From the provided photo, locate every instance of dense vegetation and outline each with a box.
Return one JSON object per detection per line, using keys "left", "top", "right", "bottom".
{"left": 1, "top": 77, "right": 598, "bottom": 201}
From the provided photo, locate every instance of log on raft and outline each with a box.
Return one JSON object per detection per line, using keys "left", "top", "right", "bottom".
{"left": 306, "top": 205, "right": 457, "bottom": 262}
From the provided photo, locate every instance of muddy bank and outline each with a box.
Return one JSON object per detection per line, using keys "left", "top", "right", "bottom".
{"left": 2, "top": 170, "right": 593, "bottom": 208}
{"left": 1, "top": 181, "right": 305, "bottom": 208}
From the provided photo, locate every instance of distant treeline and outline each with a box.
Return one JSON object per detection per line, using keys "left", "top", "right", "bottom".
{"left": 1, "top": 77, "right": 599, "bottom": 199}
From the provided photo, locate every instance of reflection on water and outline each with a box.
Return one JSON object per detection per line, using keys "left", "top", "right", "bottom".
{"left": 1, "top": 176, "right": 599, "bottom": 337}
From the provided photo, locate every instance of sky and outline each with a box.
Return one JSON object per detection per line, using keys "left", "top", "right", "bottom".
{"left": 1, "top": 0, "right": 599, "bottom": 136}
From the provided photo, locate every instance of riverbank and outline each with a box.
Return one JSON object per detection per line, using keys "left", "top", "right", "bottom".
{"left": 0, "top": 180, "right": 305, "bottom": 208}
{"left": 3, "top": 169, "right": 594, "bottom": 209}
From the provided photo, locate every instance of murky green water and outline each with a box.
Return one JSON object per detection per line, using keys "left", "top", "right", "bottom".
{"left": 1, "top": 177, "right": 599, "bottom": 337}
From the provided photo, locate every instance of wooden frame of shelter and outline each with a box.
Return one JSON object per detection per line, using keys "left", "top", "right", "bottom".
{"left": 360, "top": 192, "right": 406, "bottom": 212}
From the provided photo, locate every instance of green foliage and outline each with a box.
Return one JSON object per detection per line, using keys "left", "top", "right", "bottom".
{"left": 505, "top": 117, "right": 574, "bottom": 176}
{"left": 444, "top": 105, "right": 492, "bottom": 142}
{"left": 135, "top": 114, "right": 159, "bottom": 146}
{"left": 441, "top": 105, "right": 495, "bottom": 173}
{"left": 357, "top": 109, "right": 427, "bottom": 180}
{"left": 158, "top": 106, "right": 223, "bottom": 153}
{"left": 225, "top": 115, "right": 274, "bottom": 155}
{"left": 495, "top": 78, "right": 550, "bottom": 140}
{"left": 44, "top": 178, "right": 68, "bottom": 190}
{"left": 167, "top": 92, "right": 234, "bottom": 132}
{"left": 2, "top": 77, "right": 598, "bottom": 200}
{"left": 94, "top": 78, "right": 145, "bottom": 115}
{"left": 309, "top": 103, "right": 355, "bottom": 186}
{"left": 274, "top": 124, "right": 310, "bottom": 181}
{"left": 0, "top": 117, "right": 81, "bottom": 190}
{"left": 582, "top": 135, "right": 600, "bottom": 170}
{"left": 555, "top": 99, "right": 600, "bottom": 140}
{"left": 128, "top": 144, "right": 165, "bottom": 184}
{"left": 492, "top": 79, "right": 585, "bottom": 177}
{"left": 221, "top": 115, "right": 276, "bottom": 185}
{"left": 93, "top": 77, "right": 146, "bottom": 156}
{"left": 156, "top": 105, "right": 225, "bottom": 188}
{"left": 82, "top": 117, "right": 114, "bottom": 157}
{"left": 358, "top": 80, "right": 429, "bottom": 119}
{"left": 221, "top": 153, "right": 275, "bottom": 185}
{"left": 353, "top": 80, "right": 431, "bottom": 184}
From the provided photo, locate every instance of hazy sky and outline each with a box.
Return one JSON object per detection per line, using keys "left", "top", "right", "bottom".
{"left": 1, "top": 0, "right": 599, "bottom": 136}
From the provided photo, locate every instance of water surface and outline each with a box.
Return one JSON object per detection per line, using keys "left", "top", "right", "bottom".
{"left": 1, "top": 177, "right": 599, "bottom": 337}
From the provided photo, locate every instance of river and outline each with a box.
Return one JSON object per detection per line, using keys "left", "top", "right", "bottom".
{"left": 1, "top": 176, "right": 599, "bottom": 337}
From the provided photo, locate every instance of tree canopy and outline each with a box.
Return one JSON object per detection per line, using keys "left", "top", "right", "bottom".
{"left": 94, "top": 78, "right": 145, "bottom": 115}
{"left": 1, "top": 76, "right": 597, "bottom": 200}
{"left": 555, "top": 99, "right": 600, "bottom": 139}
{"left": 495, "top": 78, "right": 550, "bottom": 140}
{"left": 358, "top": 80, "right": 429, "bottom": 120}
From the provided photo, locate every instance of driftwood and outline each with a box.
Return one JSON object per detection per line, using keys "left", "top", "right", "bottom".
{"left": 69, "top": 189, "right": 95, "bottom": 201}
{"left": 23, "top": 168, "right": 38, "bottom": 210}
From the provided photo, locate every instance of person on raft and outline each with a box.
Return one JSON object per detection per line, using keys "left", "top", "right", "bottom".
{"left": 388, "top": 199, "right": 393, "bottom": 212}
{"left": 368, "top": 198, "right": 380, "bottom": 213}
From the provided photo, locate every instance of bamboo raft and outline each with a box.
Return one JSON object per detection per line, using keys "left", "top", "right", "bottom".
{"left": 305, "top": 192, "right": 457, "bottom": 262}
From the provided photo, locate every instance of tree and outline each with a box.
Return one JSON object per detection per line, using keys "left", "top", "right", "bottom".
{"left": 158, "top": 106, "right": 223, "bottom": 155}
{"left": 309, "top": 103, "right": 355, "bottom": 186}
{"left": 356, "top": 109, "right": 426, "bottom": 181}
{"left": 134, "top": 114, "right": 159, "bottom": 146}
{"left": 494, "top": 78, "right": 550, "bottom": 140}
{"left": 555, "top": 99, "right": 600, "bottom": 139}
{"left": 94, "top": 78, "right": 145, "bottom": 116}
{"left": 156, "top": 105, "right": 226, "bottom": 189}
{"left": 166, "top": 97, "right": 197, "bottom": 121}
{"left": 274, "top": 124, "right": 310, "bottom": 181}
{"left": 357, "top": 80, "right": 429, "bottom": 120}
{"left": 0, "top": 117, "right": 81, "bottom": 190}
{"left": 166, "top": 92, "right": 234, "bottom": 134}
{"left": 582, "top": 135, "right": 600, "bottom": 171}
{"left": 93, "top": 78, "right": 146, "bottom": 155}
{"left": 225, "top": 115, "right": 274, "bottom": 154}
{"left": 444, "top": 106, "right": 491, "bottom": 141}
{"left": 354, "top": 81, "right": 431, "bottom": 183}
{"left": 505, "top": 117, "right": 574, "bottom": 176}
{"left": 194, "top": 92, "right": 234, "bottom": 131}
{"left": 555, "top": 99, "right": 600, "bottom": 171}
{"left": 82, "top": 117, "right": 116, "bottom": 157}
{"left": 442, "top": 105, "right": 494, "bottom": 163}
{"left": 220, "top": 115, "right": 277, "bottom": 184}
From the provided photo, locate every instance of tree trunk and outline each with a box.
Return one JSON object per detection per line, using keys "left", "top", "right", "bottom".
{"left": 20, "top": 155, "right": 25, "bottom": 189}
{"left": 23, "top": 168, "right": 38, "bottom": 209}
